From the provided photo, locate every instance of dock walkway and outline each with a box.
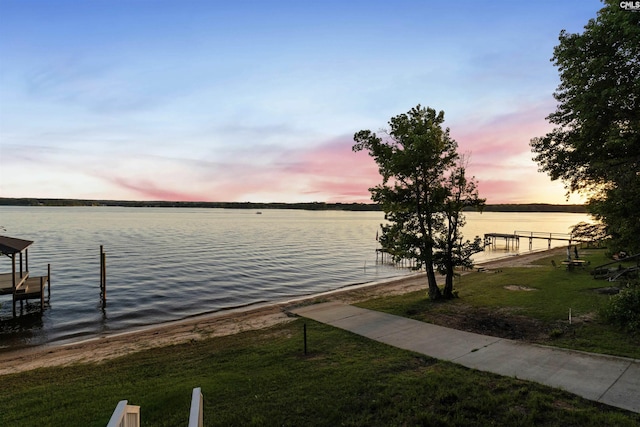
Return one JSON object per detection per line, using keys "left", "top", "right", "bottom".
{"left": 0, "top": 271, "right": 50, "bottom": 315}
{"left": 0, "top": 236, "right": 51, "bottom": 316}
{"left": 484, "top": 230, "right": 591, "bottom": 250}
{"left": 291, "top": 302, "right": 640, "bottom": 414}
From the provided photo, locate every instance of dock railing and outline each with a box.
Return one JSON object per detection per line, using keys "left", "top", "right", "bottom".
{"left": 107, "top": 400, "right": 140, "bottom": 427}
{"left": 189, "top": 387, "right": 204, "bottom": 427}
{"left": 484, "top": 230, "right": 589, "bottom": 251}
{"left": 513, "top": 231, "right": 578, "bottom": 241}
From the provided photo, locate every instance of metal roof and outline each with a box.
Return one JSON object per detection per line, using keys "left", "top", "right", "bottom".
{"left": 0, "top": 236, "right": 34, "bottom": 255}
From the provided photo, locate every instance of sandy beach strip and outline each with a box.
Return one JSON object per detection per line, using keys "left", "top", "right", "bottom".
{"left": 0, "top": 247, "right": 565, "bottom": 376}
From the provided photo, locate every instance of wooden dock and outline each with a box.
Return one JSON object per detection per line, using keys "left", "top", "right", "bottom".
{"left": 375, "top": 248, "right": 417, "bottom": 268}
{"left": 0, "top": 236, "right": 51, "bottom": 316}
{"left": 484, "top": 230, "right": 590, "bottom": 250}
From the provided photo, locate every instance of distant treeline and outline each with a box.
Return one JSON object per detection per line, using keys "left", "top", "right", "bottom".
{"left": 0, "top": 198, "right": 380, "bottom": 211}
{"left": 0, "top": 198, "right": 588, "bottom": 213}
{"left": 474, "top": 204, "right": 587, "bottom": 213}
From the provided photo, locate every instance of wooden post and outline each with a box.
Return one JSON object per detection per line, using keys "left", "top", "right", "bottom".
{"left": 100, "top": 245, "right": 103, "bottom": 291}
{"left": 102, "top": 252, "right": 106, "bottom": 306}
{"left": 100, "top": 246, "right": 106, "bottom": 307}
{"left": 12, "top": 253, "right": 16, "bottom": 317}
{"left": 102, "top": 252, "right": 106, "bottom": 307}
{"left": 40, "top": 276, "right": 44, "bottom": 311}
{"left": 304, "top": 323, "right": 308, "bottom": 355}
{"left": 47, "top": 263, "right": 51, "bottom": 299}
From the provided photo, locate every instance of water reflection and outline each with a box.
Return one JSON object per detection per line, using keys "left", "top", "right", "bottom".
{"left": 0, "top": 307, "right": 44, "bottom": 349}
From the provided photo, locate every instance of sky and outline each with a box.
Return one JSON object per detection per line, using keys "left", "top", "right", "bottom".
{"left": 0, "top": 0, "right": 605, "bottom": 204}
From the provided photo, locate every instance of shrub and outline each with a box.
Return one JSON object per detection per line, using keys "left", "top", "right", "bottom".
{"left": 601, "top": 285, "right": 640, "bottom": 334}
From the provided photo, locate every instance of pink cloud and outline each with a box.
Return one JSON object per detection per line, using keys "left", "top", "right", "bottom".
{"left": 2, "top": 99, "right": 572, "bottom": 205}
{"left": 476, "top": 180, "right": 524, "bottom": 204}
{"left": 98, "top": 103, "right": 568, "bottom": 205}
{"left": 283, "top": 136, "right": 381, "bottom": 202}
{"left": 451, "top": 104, "right": 553, "bottom": 161}
{"left": 187, "top": 136, "right": 380, "bottom": 202}
{"left": 112, "top": 177, "right": 208, "bottom": 201}
{"left": 448, "top": 103, "right": 562, "bottom": 203}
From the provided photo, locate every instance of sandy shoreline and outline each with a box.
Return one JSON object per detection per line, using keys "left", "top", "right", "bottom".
{"left": 0, "top": 247, "right": 565, "bottom": 376}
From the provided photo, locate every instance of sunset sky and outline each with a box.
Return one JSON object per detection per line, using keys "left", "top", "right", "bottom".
{"left": 0, "top": 0, "right": 604, "bottom": 204}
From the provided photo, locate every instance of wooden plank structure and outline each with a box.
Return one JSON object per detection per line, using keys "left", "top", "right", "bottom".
{"left": 107, "top": 388, "right": 201, "bottom": 427}
{"left": 188, "top": 387, "right": 204, "bottom": 427}
{"left": 0, "top": 235, "right": 50, "bottom": 317}
{"left": 375, "top": 248, "right": 417, "bottom": 268}
{"left": 484, "top": 230, "right": 591, "bottom": 250}
{"left": 107, "top": 400, "right": 140, "bottom": 427}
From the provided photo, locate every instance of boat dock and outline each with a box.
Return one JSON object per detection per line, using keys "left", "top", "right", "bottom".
{"left": 375, "top": 248, "right": 417, "bottom": 268}
{"left": 484, "top": 230, "right": 589, "bottom": 250}
{"left": 0, "top": 236, "right": 51, "bottom": 317}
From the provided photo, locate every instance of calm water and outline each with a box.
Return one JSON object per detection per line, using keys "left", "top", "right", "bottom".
{"left": 0, "top": 207, "right": 590, "bottom": 349}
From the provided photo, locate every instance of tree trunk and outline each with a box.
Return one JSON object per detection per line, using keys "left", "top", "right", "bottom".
{"left": 426, "top": 264, "right": 441, "bottom": 300}
{"left": 442, "top": 210, "right": 458, "bottom": 299}
{"left": 422, "top": 238, "right": 441, "bottom": 299}
{"left": 421, "top": 201, "right": 442, "bottom": 300}
{"left": 442, "top": 266, "right": 455, "bottom": 299}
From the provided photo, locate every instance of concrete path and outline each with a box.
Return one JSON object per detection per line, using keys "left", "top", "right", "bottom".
{"left": 290, "top": 302, "right": 640, "bottom": 413}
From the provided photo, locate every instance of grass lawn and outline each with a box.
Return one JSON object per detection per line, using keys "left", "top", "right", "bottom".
{"left": 1, "top": 320, "right": 638, "bottom": 426}
{"left": 1, "top": 248, "right": 638, "bottom": 426}
{"left": 358, "top": 248, "right": 640, "bottom": 359}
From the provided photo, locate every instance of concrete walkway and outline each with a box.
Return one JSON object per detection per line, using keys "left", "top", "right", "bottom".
{"left": 290, "top": 302, "right": 640, "bottom": 413}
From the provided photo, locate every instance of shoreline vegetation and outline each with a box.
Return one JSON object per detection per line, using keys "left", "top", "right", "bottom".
{"left": 1, "top": 247, "right": 639, "bottom": 425}
{"left": 0, "top": 197, "right": 587, "bottom": 212}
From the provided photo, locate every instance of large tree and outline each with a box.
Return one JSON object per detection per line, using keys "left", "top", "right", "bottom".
{"left": 530, "top": 1, "right": 640, "bottom": 253}
{"left": 435, "top": 159, "right": 484, "bottom": 297}
{"left": 353, "top": 105, "right": 484, "bottom": 300}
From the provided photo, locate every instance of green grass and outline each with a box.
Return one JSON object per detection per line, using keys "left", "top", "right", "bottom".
{"left": 1, "top": 320, "right": 638, "bottom": 426}
{"left": 358, "top": 248, "right": 640, "bottom": 358}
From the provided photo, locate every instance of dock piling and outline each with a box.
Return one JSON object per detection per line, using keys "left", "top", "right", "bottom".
{"left": 100, "top": 246, "right": 106, "bottom": 307}
{"left": 40, "top": 276, "right": 44, "bottom": 310}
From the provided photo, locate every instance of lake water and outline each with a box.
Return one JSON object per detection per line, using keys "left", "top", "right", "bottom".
{"left": 0, "top": 207, "right": 590, "bottom": 349}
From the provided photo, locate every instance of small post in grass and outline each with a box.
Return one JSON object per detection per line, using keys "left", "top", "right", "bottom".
{"left": 569, "top": 308, "right": 572, "bottom": 325}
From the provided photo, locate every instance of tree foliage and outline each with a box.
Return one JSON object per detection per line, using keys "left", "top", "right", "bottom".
{"left": 602, "top": 286, "right": 640, "bottom": 334}
{"left": 530, "top": 1, "right": 640, "bottom": 253}
{"left": 570, "top": 221, "right": 609, "bottom": 246}
{"left": 353, "top": 105, "right": 484, "bottom": 299}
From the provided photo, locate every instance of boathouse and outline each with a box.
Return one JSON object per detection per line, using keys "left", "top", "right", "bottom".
{"left": 0, "top": 235, "right": 50, "bottom": 317}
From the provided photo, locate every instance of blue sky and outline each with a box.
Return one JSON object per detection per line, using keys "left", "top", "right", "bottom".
{"left": 0, "top": 0, "right": 604, "bottom": 203}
